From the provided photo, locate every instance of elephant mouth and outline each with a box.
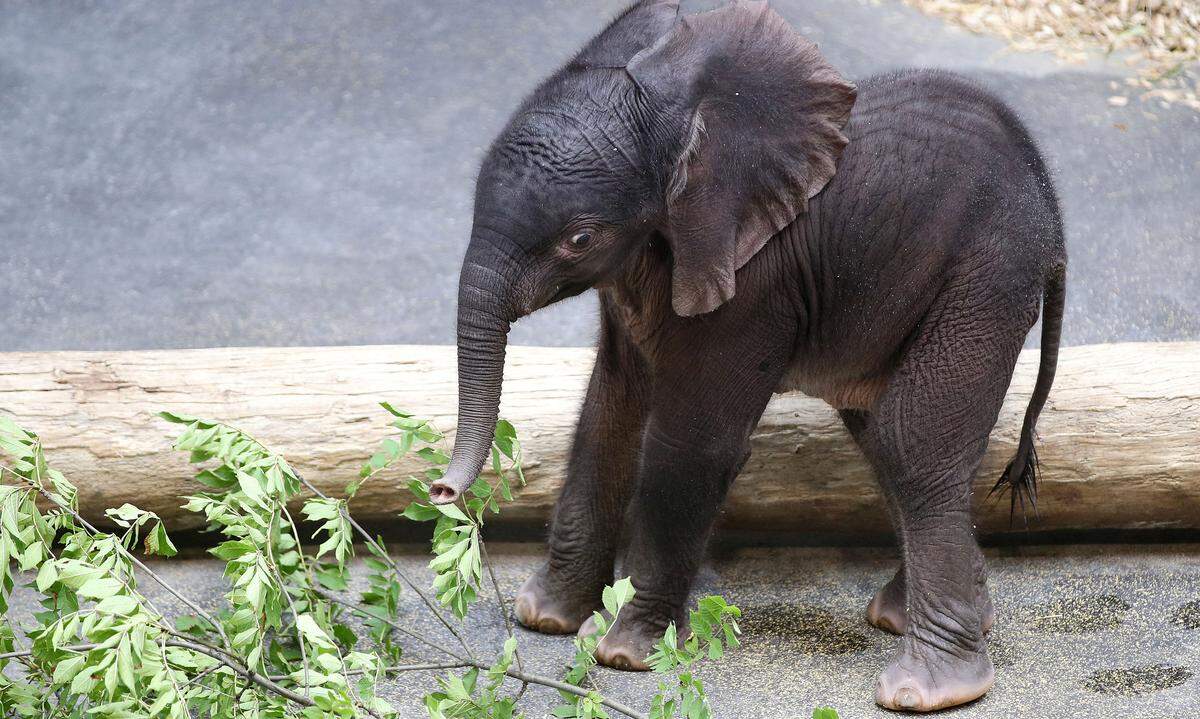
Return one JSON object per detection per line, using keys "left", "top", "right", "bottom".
{"left": 544, "top": 281, "right": 589, "bottom": 307}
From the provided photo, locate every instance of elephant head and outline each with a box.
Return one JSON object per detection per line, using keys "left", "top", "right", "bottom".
{"left": 430, "top": 0, "right": 855, "bottom": 503}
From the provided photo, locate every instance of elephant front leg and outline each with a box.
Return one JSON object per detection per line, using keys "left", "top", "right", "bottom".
{"left": 586, "top": 340, "right": 787, "bottom": 670}
{"left": 514, "top": 312, "right": 650, "bottom": 635}
{"left": 587, "top": 435, "right": 751, "bottom": 670}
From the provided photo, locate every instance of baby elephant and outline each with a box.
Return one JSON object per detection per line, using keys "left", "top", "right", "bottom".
{"left": 431, "top": 0, "right": 1066, "bottom": 711}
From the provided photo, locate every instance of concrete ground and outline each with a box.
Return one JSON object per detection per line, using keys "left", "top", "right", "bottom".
{"left": 6, "top": 543, "right": 1199, "bottom": 717}
{"left": 0, "top": 0, "right": 1197, "bottom": 352}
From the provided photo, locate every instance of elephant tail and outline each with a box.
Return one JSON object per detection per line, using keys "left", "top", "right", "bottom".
{"left": 990, "top": 263, "right": 1066, "bottom": 525}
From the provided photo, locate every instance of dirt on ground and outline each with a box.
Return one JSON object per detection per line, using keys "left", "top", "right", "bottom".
{"left": 904, "top": 0, "right": 1200, "bottom": 110}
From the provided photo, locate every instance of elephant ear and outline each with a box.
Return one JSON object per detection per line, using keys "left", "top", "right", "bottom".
{"left": 628, "top": 1, "right": 856, "bottom": 316}
{"left": 573, "top": 0, "right": 680, "bottom": 68}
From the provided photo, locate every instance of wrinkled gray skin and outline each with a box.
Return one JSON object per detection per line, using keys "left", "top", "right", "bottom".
{"left": 431, "top": 0, "right": 1066, "bottom": 711}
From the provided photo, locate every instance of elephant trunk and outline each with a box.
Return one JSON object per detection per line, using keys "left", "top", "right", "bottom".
{"left": 429, "top": 244, "right": 515, "bottom": 504}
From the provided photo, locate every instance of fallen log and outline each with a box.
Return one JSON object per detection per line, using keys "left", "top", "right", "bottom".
{"left": 0, "top": 342, "right": 1197, "bottom": 541}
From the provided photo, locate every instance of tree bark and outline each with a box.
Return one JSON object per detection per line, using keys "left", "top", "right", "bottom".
{"left": 1, "top": 342, "right": 1197, "bottom": 540}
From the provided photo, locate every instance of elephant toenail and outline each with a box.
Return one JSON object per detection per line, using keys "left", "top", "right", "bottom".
{"left": 897, "top": 688, "right": 919, "bottom": 709}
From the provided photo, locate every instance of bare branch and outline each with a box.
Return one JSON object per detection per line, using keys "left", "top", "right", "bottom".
{"left": 167, "top": 637, "right": 315, "bottom": 708}
{"left": 479, "top": 540, "right": 525, "bottom": 674}
{"left": 313, "top": 587, "right": 466, "bottom": 663}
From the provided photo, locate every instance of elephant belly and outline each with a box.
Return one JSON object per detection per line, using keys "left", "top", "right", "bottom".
{"left": 775, "top": 361, "right": 891, "bottom": 411}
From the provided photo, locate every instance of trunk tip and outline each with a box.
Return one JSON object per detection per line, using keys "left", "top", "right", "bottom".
{"left": 429, "top": 482, "right": 461, "bottom": 505}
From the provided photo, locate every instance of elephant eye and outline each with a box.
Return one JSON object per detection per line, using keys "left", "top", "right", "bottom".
{"left": 568, "top": 231, "right": 592, "bottom": 248}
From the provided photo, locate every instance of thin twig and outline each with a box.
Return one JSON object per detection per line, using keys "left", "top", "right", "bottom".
{"left": 0, "top": 639, "right": 316, "bottom": 711}
{"left": 268, "top": 660, "right": 471, "bottom": 682}
{"left": 266, "top": 509, "right": 309, "bottom": 697}
{"left": 157, "top": 633, "right": 197, "bottom": 719}
{"left": 280, "top": 503, "right": 312, "bottom": 578}
{"left": 0, "top": 643, "right": 98, "bottom": 662}
{"left": 164, "top": 628, "right": 238, "bottom": 662}
{"left": 167, "top": 637, "right": 315, "bottom": 708}
{"left": 297, "top": 473, "right": 477, "bottom": 660}
{"left": 479, "top": 540, "right": 526, "bottom": 677}
{"left": 26, "top": 481, "right": 232, "bottom": 650}
{"left": 177, "top": 661, "right": 223, "bottom": 690}
{"left": 496, "top": 664, "right": 647, "bottom": 719}
{"left": 318, "top": 589, "right": 647, "bottom": 719}
{"left": 313, "top": 587, "right": 465, "bottom": 662}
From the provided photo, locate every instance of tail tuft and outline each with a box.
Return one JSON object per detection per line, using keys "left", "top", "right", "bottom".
{"left": 989, "top": 436, "right": 1040, "bottom": 526}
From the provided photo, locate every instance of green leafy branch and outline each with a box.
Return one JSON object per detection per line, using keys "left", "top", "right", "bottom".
{"left": 645, "top": 596, "right": 742, "bottom": 719}
{"left": 0, "top": 407, "right": 836, "bottom": 719}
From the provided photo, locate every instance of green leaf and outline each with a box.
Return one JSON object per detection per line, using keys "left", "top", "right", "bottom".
{"left": 331, "top": 623, "right": 358, "bottom": 648}
{"left": 493, "top": 419, "right": 517, "bottom": 458}
{"left": 434, "top": 503, "right": 471, "bottom": 523}
{"left": 812, "top": 708, "right": 840, "bottom": 719}
{"left": 316, "top": 568, "right": 349, "bottom": 591}
{"left": 145, "top": 522, "right": 177, "bottom": 557}
{"left": 602, "top": 577, "right": 635, "bottom": 617}
{"left": 174, "top": 615, "right": 212, "bottom": 634}
{"left": 51, "top": 654, "right": 88, "bottom": 685}
{"left": 295, "top": 614, "right": 335, "bottom": 649}
{"left": 117, "top": 639, "right": 137, "bottom": 691}
{"left": 77, "top": 576, "right": 123, "bottom": 600}
{"left": 104, "top": 503, "right": 148, "bottom": 528}
{"left": 236, "top": 470, "right": 267, "bottom": 506}
{"left": 378, "top": 402, "right": 411, "bottom": 418}
{"left": 210, "top": 540, "right": 253, "bottom": 561}
{"left": 94, "top": 595, "right": 139, "bottom": 616}
{"left": 401, "top": 503, "right": 441, "bottom": 522}
{"left": 157, "top": 411, "right": 196, "bottom": 425}
{"left": 53, "top": 562, "right": 103, "bottom": 590}
{"left": 35, "top": 561, "right": 58, "bottom": 591}
{"left": 414, "top": 446, "right": 451, "bottom": 466}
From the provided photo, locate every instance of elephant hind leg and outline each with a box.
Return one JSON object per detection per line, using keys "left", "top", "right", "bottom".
{"left": 840, "top": 409, "right": 912, "bottom": 635}
{"left": 864, "top": 561, "right": 996, "bottom": 637}
{"left": 862, "top": 279, "right": 1039, "bottom": 712}
{"left": 841, "top": 408, "right": 997, "bottom": 638}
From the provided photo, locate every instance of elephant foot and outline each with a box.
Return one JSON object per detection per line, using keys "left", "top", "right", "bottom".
{"left": 866, "top": 569, "right": 909, "bottom": 635}
{"left": 578, "top": 608, "right": 676, "bottom": 672}
{"left": 513, "top": 566, "right": 599, "bottom": 635}
{"left": 866, "top": 569, "right": 996, "bottom": 636}
{"left": 875, "top": 636, "right": 994, "bottom": 712}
